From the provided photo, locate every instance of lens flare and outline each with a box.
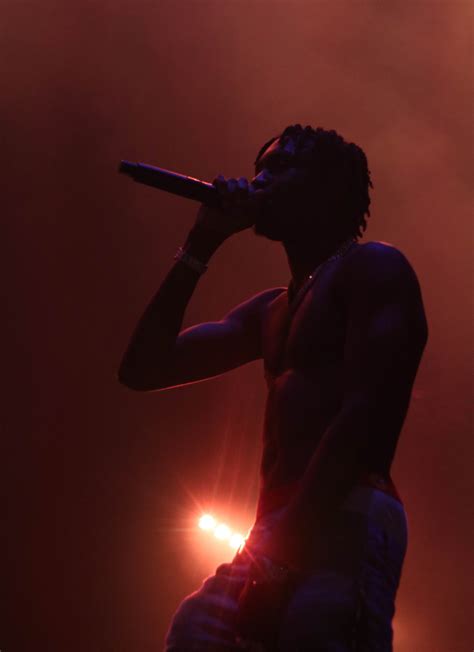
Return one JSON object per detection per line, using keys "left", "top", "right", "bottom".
{"left": 198, "top": 514, "right": 217, "bottom": 530}
{"left": 214, "top": 523, "right": 231, "bottom": 540}
{"left": 198, "top": 513, "right": 247, "bottom": 550}
{"left": 229, "top": 533, "right": 245, "bottom": 550}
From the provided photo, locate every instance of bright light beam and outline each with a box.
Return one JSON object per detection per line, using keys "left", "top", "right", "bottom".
{"left": 199, "top": 514, "right": 217, "bottom": 531}
{"left": 229, "top": 533, "right": 245, "bottom": 550}
{"left": 214, "top": 523, "right": 231, "bottom": 541}
{"left": 198, "top": 513, "right": 247, "bottom": 551}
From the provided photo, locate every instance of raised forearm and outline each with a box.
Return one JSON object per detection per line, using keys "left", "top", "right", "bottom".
{"left": 118, "top": 227, "right": 225, "bottom": 389}
{"left": 118, "top": 172, "right": 264, "bottom": 390}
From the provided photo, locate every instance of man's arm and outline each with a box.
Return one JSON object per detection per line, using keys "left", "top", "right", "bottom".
{"left": 118, "top": 226, "right": 283, "bottom": 391}
{"left": 118, "top": 167, "right": 282, "bottom": 391}
{"left": 262, "top": 243, "right": 429, "bottom": 567}
{"left": 118, "top": 174, "right": 279, "bottom": 392}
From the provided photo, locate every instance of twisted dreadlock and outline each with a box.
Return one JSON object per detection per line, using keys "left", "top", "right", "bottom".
{"left": 254, "top": 124, "right": 374, "bottom": 239}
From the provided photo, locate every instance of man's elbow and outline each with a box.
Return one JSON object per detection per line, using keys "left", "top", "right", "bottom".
{"left": 415, "top": 301, "right": 429, "bottom": 344}
{"left": 421, "top": 318, "right": 429, "bottom": 349}
{"left": 117, "top": 361, "right": 161, "bottom": 392}
{"left": 117, "top": 366, "right": 145, "bottom": 391}
{"left": 118, "top": 371, "right": 150, "bottom": 391}
{"left": 414, "top": 315, "right": 429, "bottom": 359}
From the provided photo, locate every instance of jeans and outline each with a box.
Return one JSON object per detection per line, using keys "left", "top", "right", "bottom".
{"left": 164, "top": 485, "right": 408, "bottom": 651}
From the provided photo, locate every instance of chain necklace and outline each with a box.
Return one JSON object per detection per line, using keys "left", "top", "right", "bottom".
{"left": 287, "top": 237, "right": 357, "bottom": 317}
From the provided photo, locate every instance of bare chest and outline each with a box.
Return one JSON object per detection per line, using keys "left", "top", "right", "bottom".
{"left": 261, "top": 264, "right": 347, "bottom": 382}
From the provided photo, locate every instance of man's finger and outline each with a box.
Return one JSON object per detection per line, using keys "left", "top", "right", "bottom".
{"left": 227, "top": 177, "right": 238, "bottom": 194}
{"left": 237, "top": 177, "right": 249, "bottom": 198}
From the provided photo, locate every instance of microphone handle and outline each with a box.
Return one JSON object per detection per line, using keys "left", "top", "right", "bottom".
{"left": 118, "top": 160, "right": 220, "bottom": 207}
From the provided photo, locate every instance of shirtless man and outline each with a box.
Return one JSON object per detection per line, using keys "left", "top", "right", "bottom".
{"left": 118, "top": 124, "right": 428, "bottom": 651}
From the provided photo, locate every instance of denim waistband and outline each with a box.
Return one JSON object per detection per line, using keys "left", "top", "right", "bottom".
{"left": 256, "top": 472, "right": 403, "bottom": 522}
{"left": 252, "top": 484, "right": 408, "bottom": 555}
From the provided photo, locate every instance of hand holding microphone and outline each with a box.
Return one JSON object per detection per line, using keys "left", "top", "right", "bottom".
{"left": 118, "top": 160, "right": 274, "bottom": 273}
{"left": 193, "top": 174, "right": 269, "bottom": 240}
{"left": 178, "top": 175, "right": 269, "bottom": 273}
{"left": 118, "top": 160, "right": 273, "bottom": 241}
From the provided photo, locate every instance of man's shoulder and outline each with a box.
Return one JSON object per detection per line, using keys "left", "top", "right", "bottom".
{"left": 339, "top": 240, "right": 425, "bottom": 309}
{"left": 343, "top": 241, "right": 428, "bottom": 346}
{"left": 351, "top": 239, "right": 408, "bottom": 262}
{"left": 346, "top": 240, "right": 417, "bottom": 283}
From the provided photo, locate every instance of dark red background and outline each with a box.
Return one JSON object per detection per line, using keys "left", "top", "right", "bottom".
{"left": 2, "top": 1, "right": 472, "bottom": 650}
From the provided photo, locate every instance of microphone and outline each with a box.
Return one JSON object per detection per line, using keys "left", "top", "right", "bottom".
{"left": 118, "top": 160, "right": 220, "bottom": 207}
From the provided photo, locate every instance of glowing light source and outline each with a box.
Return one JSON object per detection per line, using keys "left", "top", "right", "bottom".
{"left": 197, "top": 513, "right": 247, "bottom": 550}
{"left": 199, "top": 514, "right": 217, "bottom": 530}
{"left": 214, "top": 523, "right": 231, "bottom": 540}
{"left": 229, "top": 533, "right": 245, "bottom": 550}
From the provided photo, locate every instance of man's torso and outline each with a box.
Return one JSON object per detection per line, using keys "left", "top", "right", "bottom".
{"left": 258, "top": 241, "right": 398, "bottom": 500}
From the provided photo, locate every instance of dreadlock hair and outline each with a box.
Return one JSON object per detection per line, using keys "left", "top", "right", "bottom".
{"left": 254, "top": 124, "right": 374, "bottom": 239}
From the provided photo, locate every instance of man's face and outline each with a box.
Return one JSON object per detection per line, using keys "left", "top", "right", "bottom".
{"left": 251, "top": 136, "right": 317, "bottom": 242}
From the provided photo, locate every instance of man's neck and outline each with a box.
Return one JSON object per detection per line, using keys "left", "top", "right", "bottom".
{"left": 283, "top": 235, "right": 352, "bottom": 292}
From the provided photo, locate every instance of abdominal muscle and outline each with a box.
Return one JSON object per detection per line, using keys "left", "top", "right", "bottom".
{"left": 259, "top": 367, "right": 343, "bottom": 493}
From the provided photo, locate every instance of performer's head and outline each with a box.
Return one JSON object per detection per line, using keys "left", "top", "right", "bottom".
{"left": 252, "top": 124, "right": 373, "bottom": 246}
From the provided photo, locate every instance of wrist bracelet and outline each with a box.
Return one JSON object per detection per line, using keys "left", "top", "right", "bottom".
{"left": 174, "top": 246, "right": 208, "bottom": 275}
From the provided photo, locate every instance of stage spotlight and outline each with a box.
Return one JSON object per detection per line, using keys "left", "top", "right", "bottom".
{"left": 214, "top": 523, "right": 231, "bottom": 541}
{"left": 198, "top": 513, "right": 247, "bottom": 552}
{"left": 229, "top": 533, "right": 245, "bottom": 550}
{"left": 199, "top": 514, "right": 216, "bottom": 531}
